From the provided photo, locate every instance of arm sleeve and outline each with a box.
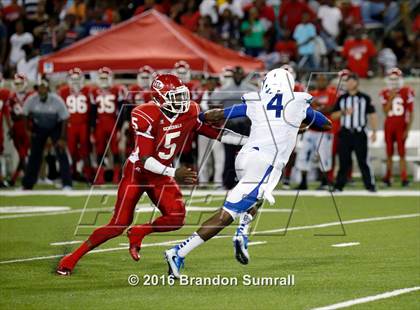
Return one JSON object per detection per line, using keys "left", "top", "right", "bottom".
{"left": 223, "top": 103, "right": 248, "bottom": 119}
{"left": 332, "top": 96, "right": 342, "bottom": 112}
{"left": 304, "top": 106, "right": 330, "bottom": 130}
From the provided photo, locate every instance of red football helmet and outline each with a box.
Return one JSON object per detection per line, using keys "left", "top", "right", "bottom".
{"left": 12, "top": 73, "right": 28, "bottom": 93}
{"left": 173, "top": 60, "right": 191, "bottom": 83}
{"left": 151, "top": 74, "right": 190, "bottom": 114}
{"left": 219, "top": 66, "right": 234, "bottom": 86}
{"left": 385, "top": 67, "right": 403, "bottom": 90}
{"left": 97, "top": 67, "right": 113, "bottom": 88}
{"left": 68, "top": 67, "right": 84, "bottom": 92}
{"left": 137, "top": 65, "right": 155, "bottom": 89}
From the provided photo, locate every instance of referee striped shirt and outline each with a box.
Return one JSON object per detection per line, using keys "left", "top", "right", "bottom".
{"left": 333, "top": 91, "right": 375, "bottom": 131}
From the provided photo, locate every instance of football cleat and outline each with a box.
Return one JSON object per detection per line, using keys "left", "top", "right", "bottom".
{"left": 233, "top": 232, "right": 250, "bottom": 265}
{"left": 56, "top": 255, "right": 74, "bottom": 276}
{"left": 56, "top": 266, "right": 72, "bottom": 276}
{"left": 164, "top": 247, "right": 184, "bottom": 279}
{"left": 127, "top": 228, "right": 141, "bottom": 262}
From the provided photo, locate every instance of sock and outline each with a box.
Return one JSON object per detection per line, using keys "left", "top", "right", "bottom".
{"left": 64, "top": 241, "right": 91, "bottom": 268}
{"left": 237, "top": 213, "right": 253, "bottom": 236}
{"left": 301, "top": 173, "right": 307, "bottom": 186}
{"left": 129, "top": 224, "right": 153, "bottom": 245}
{"left": 177, "top": 233, "right": 204, "bottom": 258}
{"left": 401, "top": 169, "right": 407, "bottom": 182}
{"left": 384, "top": 169, "right": 391, "bottom": 181}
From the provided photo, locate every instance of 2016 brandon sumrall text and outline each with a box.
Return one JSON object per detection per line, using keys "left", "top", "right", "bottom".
{"left": 138, "top": 274, "right": 295, "bottom": 287}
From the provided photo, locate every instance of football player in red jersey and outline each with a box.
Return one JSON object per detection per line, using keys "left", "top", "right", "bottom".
{"left": 91, "top": 67, "right": 128, "bottom": 184}
{"left": 127, "top": 66, "right": 154, "bottom": 105}
{"left": 380, "top": 68, "right": 415, "bottom": 187}
{"left": 173, "top": 60, "right": 200, "bottom": 94}
{"left": 58, "top": 68, "right": 93, "bottom": 182}
{"left": 56, "top": 74, "right": 247, "bottom": 275}
{"left": 296, "top": 74, "right": 337, "bottom": 189}
{"left": 7, "top": 74, "right": 34, "bottom": 186}
{"left": 279, "top": 64, "right": 305, "bottom": 188}
{"left": 125, "top": 66, "right": 155, "bottom": 156}
{"left": 280, "top": 64, "right": 305, "bottom": 91}
{"left": 0, "top": 74, "right": 12, "bottom": 187}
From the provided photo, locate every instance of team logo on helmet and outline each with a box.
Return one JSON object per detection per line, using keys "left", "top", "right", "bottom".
{"left": 152, "top": 80, "right": 164, "bottom": 91}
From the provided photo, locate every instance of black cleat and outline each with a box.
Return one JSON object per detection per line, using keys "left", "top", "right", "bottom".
{"left": 382, "top": 179, "right": 392, "bottom": 187}
{"left": 401, "top": 180, "right": 410, "bottom": 187}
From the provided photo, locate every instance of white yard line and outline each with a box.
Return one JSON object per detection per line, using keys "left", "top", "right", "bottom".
{"left": 311, "top": 286, "right": 420, "bottom": 310}
{"left": 331, "top": 242, "right": 360, "bottom": 248}
{"left": 254, "top": 213, "right": 420, "bottom": 235}
{"left": 0, "top": 206, "right": 71, "bottom": 213}
{"left": 1, "top": 189, "right": 419, "bottom": 197}
{"left": 50, "top": 241, "right": 83, "bottom": 246}
{"left": 0, "top": 213, "right": 418, "bottom": 265}
{"left": 0, "top": 205, "right": 293, "bottom": 220}
{"left": 247, "top": 241, "right": 267, "bottom": 246}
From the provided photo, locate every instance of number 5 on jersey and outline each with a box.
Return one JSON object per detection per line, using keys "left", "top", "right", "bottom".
{"left": 159, "top": 131, "right": 181, "bottom": 160}
{"left": 267, "top": 93, "right": 283, "bottom": 118}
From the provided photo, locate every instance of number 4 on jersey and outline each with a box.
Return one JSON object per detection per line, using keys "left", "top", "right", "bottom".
{"left": 267, "top": 93, "right": 283, "bottom": 118}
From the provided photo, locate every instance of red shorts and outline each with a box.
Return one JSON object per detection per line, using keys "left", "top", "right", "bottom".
{"left": 67, "top": 123, "right": 90, "bottom": 159}
{"left": 112, "top": 161, "right": 185, "bottom": 226}
{"left": 384, "top": 120, "right": 406, "bottom": 157}
{"left": 95, "top": 121, "right": 119, "bottom": 155}
{"left": 12, "top": 122, "right": 30, "bottom": 158}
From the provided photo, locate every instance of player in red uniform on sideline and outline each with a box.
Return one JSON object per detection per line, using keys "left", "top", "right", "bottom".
{"left": 7, "top": 74, "right": 34, "bottom": 185}
{"left": 90, "top": 67, "right": 128, "bottom": 184}
{"left": 58, "top": 68, "right": 93, "bottom": 182}
{"left": 173, "top": 61, "right": 201, "bottom": 167}
{"left": 125, "top": 66, "right": 155, "bottom": 156}
{"left": 56, "top": 74, "right": 247, "bottom": 275}
{"left": 296, "top": 74, "right": 338, "bottom": 189}
{"left": 0, "top": 74, "right": 12, "bottom": 187}
{"left": 380, "top": 68, "right": 415, "bottom": 187}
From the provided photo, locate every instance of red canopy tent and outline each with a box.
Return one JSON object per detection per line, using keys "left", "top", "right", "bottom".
{"left": 39, "top": 10, "right": 264, "bottom": 74}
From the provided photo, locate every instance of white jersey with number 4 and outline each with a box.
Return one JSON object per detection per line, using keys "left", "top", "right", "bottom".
{"left": 241, "top": 90, "right": 312, "bottom": 168}
{"left": 223, "top": 90, "right": 312, "bottom": 217}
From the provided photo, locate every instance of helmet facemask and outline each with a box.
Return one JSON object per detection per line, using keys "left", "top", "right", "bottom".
{"left": 137, "top": 73, "right": 152, "bottom": 89}
{"left": 386, "top": 75, "right": 403, "bottom": 90}
{"left": 98, "top": 71, "right": 113, "bottom": 89}
{"left": 13, "top": 77, "right": 27, "bottom": 93}
{"left": 69, "top": 73, "right": 84, "bottom": 92}
{"left": 155, "top": 85, "right": 190, "bottom": 114}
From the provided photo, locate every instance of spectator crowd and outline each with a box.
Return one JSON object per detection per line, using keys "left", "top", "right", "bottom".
{"left": 0, "top": 0, "right": 420, "bottom": 79}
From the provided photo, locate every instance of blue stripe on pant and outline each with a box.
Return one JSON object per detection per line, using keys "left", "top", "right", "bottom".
{"left": 223, "top": 165, "right": 273, "bottom": 214}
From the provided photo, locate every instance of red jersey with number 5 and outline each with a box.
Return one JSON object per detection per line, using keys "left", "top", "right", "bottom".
{"left": 58, "top": 85, "right": 91, "bottom": 124}
{"left": 379, "top": 86, "right": 415, "bottom": 125}
{"left": 91, "top": 85, "right": 127, "bottom": 124}
{"left": 128, "top": 101, "right": 220, "bottom": 168}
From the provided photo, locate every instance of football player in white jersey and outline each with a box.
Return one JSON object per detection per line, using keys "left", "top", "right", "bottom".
{"left": 165, "top": 69, "right": 332, "bottom": 278}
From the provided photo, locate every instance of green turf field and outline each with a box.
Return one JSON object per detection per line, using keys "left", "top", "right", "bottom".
{"left": 0, "top": 191, "right": 419, "bottom": 309}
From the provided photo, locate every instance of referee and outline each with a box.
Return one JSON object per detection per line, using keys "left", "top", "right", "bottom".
{"left": 331, "top": 73, "right": 378, "bottom": 192}
{"left": 22, "top": 77, "right": 72, "bottom": 190}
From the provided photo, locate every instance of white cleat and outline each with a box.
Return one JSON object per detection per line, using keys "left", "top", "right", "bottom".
{"left": 233, "top": 234, "right": 250, "bottom": 265}
{"left": 164, "top": 248, "right": 184, "bottom": 279}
